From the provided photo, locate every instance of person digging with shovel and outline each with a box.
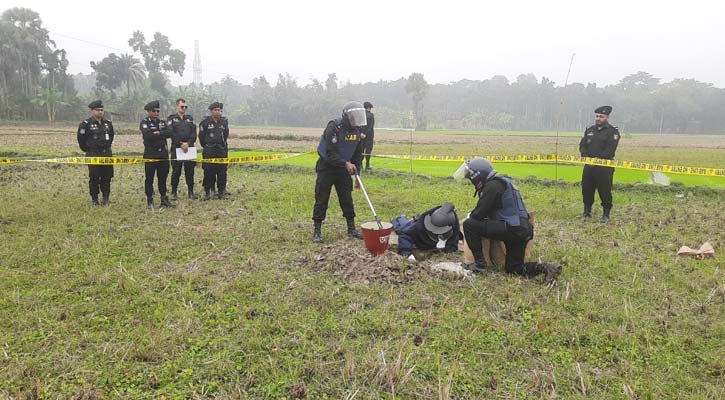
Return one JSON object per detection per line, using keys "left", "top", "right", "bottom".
{"left": 456, "top": 158, "right": 562, "bottom": 284}
{"left": 312, "top": 101, "right": 367, "bottom": 243}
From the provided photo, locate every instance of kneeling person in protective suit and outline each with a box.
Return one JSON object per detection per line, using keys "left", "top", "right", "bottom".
{"left": 457, "top": 158, "right": 561, "bottom": 283}
{"left": 312, "top": 101, "right": 367, "bottom": 243}
{"left": 392, "top": 202, "right": 460, "bottom": 261}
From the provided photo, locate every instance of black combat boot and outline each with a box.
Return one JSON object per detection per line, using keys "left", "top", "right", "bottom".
{"left": 203, "top": 188, "right": 212, "bottom": 201}
{"left": 170, "top": 190, "right": 178, "bottom": 201}
{"left": 578, "top": 205, "right": 592, "bottom": 219}
{"left": 188, "top": 187, "right": 198, "bottom": 200}
{"left": 313, "top": 221, "right": 323, "bottom": 243}
{"left": 147, "top": 197, "right": 154, "bottom": 209}
{"left": 463, "top": 251, "right": 487, "bottom": 273}
{"left": 91, "top": 196, "right": 100, "bottom": 207}
{"left": 600, "top": 208, "right": 611, "bottom": 224}
{"left": 101, "top": 194, "right": 110, "bottom": 206}
{"left": 160, "top": 195, "right": 175, "bottom": 208}
{"left": 346, "top": 218, "right": 363, "bottom": 239}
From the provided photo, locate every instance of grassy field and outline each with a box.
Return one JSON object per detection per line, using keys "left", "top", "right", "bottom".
{"left": 0, "top": 124, "right": 723, "bottom": 398}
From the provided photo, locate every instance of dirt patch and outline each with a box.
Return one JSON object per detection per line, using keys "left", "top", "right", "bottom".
{"left": 298, "top": 243, "right": 468, "bottom": 284}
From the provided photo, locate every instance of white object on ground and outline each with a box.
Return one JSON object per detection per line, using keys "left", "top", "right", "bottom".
{"left": 430, "top": 262, "right": 472, "bottom": 278}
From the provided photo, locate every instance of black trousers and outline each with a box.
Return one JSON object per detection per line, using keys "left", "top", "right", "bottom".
{"left": 203, "top": 163, "right": 227, "bottom": 192}
{"left": 144, "top": 160, "right": 170, "bottom": 198}
{"left": 362, "top": 138, "right": 374, "bottom": 168}
{"left": 313, "top": 167, "right": 355, "bottom": 222}
{"left": 463, "top": 218, "right": 536, "bottom": 275}
{"left": 88, "top": 165, "right": 113, "bottom": 199}
{"left": 582, "top": 165, "right": 614, "bottom": 212}
{"left": 171, "top": 160, "right": 196, "bottom": 192}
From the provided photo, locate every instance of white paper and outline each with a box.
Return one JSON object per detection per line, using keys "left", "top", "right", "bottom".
{"left": 175, "top": 146, "right": 197, "bottom": 161}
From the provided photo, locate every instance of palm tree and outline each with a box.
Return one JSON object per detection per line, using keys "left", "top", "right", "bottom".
{"left": 118, "top": 54, "right": 146, "bottom": 96}
{"left": 31, "top": 88, "right": 68, "bottom": 123}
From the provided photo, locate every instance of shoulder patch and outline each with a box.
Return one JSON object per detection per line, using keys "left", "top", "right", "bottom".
{"left": 142, "top": 123, "right": 148, "bottom": 129}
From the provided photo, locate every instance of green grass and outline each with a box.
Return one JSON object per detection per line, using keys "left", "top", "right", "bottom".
{"left": 225, "top": 152, "right": 724, "bottom": 189}
{"left": 0, "top": 158, "right": 723, "bottom": 398}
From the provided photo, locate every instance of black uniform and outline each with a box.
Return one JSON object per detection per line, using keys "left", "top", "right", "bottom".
{"left": 462, "top": 178, "right": 535, "bottom": 275}
{"left": 579, "top": 122, "right": 620, "bottom": 215}
{"left": 391, "top": 206, "right": 460, "bottom": 257}
{"left": 361, "top": 109, "right": 375, "bottom": 170}
{"left": 167, "top": 113, "right": 197, "bottom": 195}
{"left": 77, "top": 116, "right": 114, "bottom": 202}
{"left": 198, "top": 116, "right": 230, "bottom": 194}
{"left": 312, "top": 120, "right": 363, "bottom": 222}
{"left": 140, "top": 116, "right": 172, "bottom": 199}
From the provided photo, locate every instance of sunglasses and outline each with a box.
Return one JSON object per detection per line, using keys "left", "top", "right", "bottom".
{"left": 152, "top": 109, "right": 160, "bottom": 112}
{"left": 179, "top": 105, "right": 188, "bottom": 109}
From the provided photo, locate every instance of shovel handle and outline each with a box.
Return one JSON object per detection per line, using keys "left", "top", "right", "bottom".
{"left": 355, "top": 174, "right": 383, "bottom": 229}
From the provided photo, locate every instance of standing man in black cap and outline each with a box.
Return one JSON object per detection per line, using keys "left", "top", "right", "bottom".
{"left": 579, "top": 105, "right": 621, "bottom": 223}
{"left": 167, "top": 98, "right": 197, "bottom": 200}
{"left": 312, "top": 101, "right": 366, "bottom": 243}
{"left": 199, "top": 102, "right": 230, "bottom": 200}
{"left": 140, "top": 100, "right": 174, "bottom": 209}
{"left": 77, "top": 100, "right": 114, "bottom": 206}
{"left": 362, "top": 102, "right": 375, "bottom": 171}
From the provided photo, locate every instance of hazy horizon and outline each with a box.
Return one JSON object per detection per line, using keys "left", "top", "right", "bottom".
{"left": 3, "top": 0, "right": 724, "bottom": 88}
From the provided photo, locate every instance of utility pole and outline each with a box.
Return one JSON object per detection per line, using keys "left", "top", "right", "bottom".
{"left": 193, "top": 40, "right": 203, "bottom": 87}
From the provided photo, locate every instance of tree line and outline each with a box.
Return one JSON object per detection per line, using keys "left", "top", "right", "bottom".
{"left": 2, "top": 7, "right": 725, "bottom": 134}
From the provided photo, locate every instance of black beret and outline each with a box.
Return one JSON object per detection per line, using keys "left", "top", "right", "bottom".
{"left": 144, "top": 100, "right": 160, "bottom": 111}
{"left": 363, "top": 101, "right": 373, "bottom": 109}
{"left": 88, "top": 100, "right": 103, "bottom": 109}
{"left": 208, "top": 101, "right": 223, "bottom": 110}
{"left": 595, "top": 105, "right": 613, "bottom": 115}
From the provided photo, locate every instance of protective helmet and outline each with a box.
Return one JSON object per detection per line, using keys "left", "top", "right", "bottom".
{"left": 453, "top": 157, "right": 497, "bottom": 189}
{"left": 342, "top": 101, "right": 367, "bottom": 127}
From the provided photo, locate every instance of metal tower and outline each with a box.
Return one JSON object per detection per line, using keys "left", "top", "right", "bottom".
{"left": 193, "top": 40, "right": 203, "bottom": 86}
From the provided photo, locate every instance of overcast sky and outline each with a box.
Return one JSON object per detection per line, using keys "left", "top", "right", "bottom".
{"left": 3, "top": 0, "right": 724, "bottom": 87}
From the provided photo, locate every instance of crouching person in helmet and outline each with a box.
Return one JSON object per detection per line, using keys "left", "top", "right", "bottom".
{"left": 312, "top": 101, "right": 367, "bottom": 243}
{"left": 392, "top": 202, "right": 460, "bottom": 261}
{"left": 457, "top": 158, "right": 561, "bottom": 283}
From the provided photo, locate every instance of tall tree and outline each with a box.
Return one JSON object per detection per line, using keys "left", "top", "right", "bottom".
{"left": 405, "top": 72, "right": 429, "bottom": 129}
{"left": 128, "top": 31, "right": 185, "bottom": 94}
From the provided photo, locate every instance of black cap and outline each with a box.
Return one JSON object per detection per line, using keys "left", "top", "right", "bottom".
{"left": 363, "top": 101, "right": 373, "bottom": 109}
{"left": 595, "top": 105, "right": 613, "bottom": 115}
{"left": 208, "top": 101, "right": 223, "bottom": 110}
{"left": 144, "top": 100, "right": 160, "bottom": 111}
{"left": 88, "top": 100, "right": 103, "bottom": 109}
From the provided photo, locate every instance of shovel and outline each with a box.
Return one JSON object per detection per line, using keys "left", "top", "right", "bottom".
{"left": 355, "top": 174, "right": 383, "bottom": 229}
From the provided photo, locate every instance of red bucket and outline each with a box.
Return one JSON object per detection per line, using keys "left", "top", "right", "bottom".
{"left": 361, "top": 221, "right": 393, "bottom": 256}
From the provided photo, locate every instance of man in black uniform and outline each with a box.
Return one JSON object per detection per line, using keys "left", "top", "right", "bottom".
{"left": 362, "top": 101, "right": 375, "bottom": 170}
{"left": 579, "top": 105, "right": 621, "bottom": 223}
{"left": 168, "top": 98, "right": 197, "bottom": 200}
{"left": 199, "top": 101, "right": 230, "bottom": 200}
{"left": 312, "top": 101, "right": 367, "bottom": 243}
{"left": 457, "top": 158, "right": 561, "bottom": 283}
{"left": 77, "top": 100, "right": 114, "bottom": 206}
{"left": 140, "top": 100, "right": 174, "bottom": 209}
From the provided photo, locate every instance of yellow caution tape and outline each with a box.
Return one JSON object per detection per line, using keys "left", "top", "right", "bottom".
{"left": 3, "top": 151, "right": 723, "bottom": 177}
{"left": 200, "top": 153, "right": 304, "bottom": 164}
{"left": 556, "top": 155, "right": 725, "bottom": 177}
{"left": 370, "top": 153, "right": 724, "bottom": 177}
{"left": 39, "top": 157, "right": 154, "bottom": 165}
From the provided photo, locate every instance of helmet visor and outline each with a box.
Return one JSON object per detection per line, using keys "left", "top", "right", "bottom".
{"left": 344, "top": 107, "right": 367, "bottom": 127}
{"left": 453, "top": 162, "right": 469, "bottom": 182}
